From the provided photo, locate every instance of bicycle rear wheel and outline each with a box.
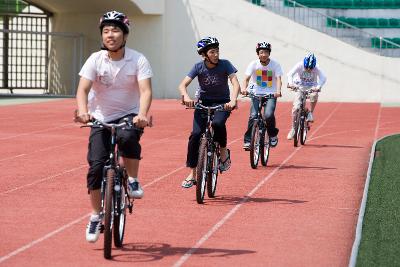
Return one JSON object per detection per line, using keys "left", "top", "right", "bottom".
{"left": 207, "top": 145, "right": 219, "bottom": 198}
{"left": 196, "top": 137, "right": 207, "bottom": 204}
{"left": 261, "top": 128, "right": 270, "bottom": 166}
{"left": 113, "top": 169, "right": 127, "bottom": 248}
{"left": 250, "top": 122, "right": 260, "bottom": 169}
{"left": 104, "top": 169, "right": 114, "bottom": 259}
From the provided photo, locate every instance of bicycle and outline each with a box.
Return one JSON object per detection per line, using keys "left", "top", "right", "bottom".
{"left": 188, "top": 103, "right": 225, "bottom": 204}
{"left": 245, "top": 93, "right": 275, "bottom": 169}
{"left": 82, "top": 118, "right": 148, "bottom": 259}
{"left": 289, "top": 86, "right": 318, "bottom": 147}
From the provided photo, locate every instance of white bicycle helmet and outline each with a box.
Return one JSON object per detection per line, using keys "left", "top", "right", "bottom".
{"left": 256, "top": 42, "right": 272, "bottom": 53}
{"left": 99, "top": 11, "right": 130, "bottom": 34}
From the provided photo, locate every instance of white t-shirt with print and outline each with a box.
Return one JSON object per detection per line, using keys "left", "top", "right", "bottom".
{"left": 287, "top": 61, "right": 327, "bottom": 88}
{"left": 245, "top": 59, "right": 283, "bottom": 95}
{"left": 79, "top": 47, "right": 153, "bottom": 122}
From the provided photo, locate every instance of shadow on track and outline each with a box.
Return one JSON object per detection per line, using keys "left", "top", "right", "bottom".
{"left": 104, "top": 242, "right": 256, "bottom": 262}
{"left": 203, "top": 195, "right": 308, "bottom": 206}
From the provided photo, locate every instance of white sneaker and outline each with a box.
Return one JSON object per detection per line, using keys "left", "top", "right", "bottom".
{"left": 127, "top": 178, "right": 144, "bottom": 199}
{"left": 306, "top": 112, "right": 314, "bottom": 122}
{"left": 86, "top": 215, "right": 101, "bottom": 243}
{"left": 243, "top": 142, "right": 250, "bottom": 150}
{"left": 287, "top": 128, "right": 295, "bottom": 140}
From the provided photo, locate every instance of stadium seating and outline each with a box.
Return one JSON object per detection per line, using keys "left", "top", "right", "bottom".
{"left": 284, "top": 0, "right": 400, "bottom": 8}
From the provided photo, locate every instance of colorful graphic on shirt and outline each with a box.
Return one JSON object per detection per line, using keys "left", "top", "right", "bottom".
{"left": 256, "top": 69, "right": 273, "bottom": 88}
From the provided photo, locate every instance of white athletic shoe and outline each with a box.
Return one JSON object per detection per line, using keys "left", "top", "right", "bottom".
{"left": 287, "top": 128, "right": 295, "bottom": 140}
{"left": 127, "top": 178, "right": 144, "bottom": 199}
{"left": 86, "top": 215, "right": 101, "bottom": 243}
{"left": 306, "top": 112, "right": 314, "bottom": 122}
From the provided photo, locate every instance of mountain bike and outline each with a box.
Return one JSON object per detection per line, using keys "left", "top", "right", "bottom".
{"left": 246, "top": 93, "right": 275, "bottom": 169}
{"left": 190, "top": 103, "right": 225, "bottom": 204}
{"left": 83, "top": 118, "right": 146, "bottom": 259}
{"left": 290, "top": 86, "right": 318, "bottom": 147}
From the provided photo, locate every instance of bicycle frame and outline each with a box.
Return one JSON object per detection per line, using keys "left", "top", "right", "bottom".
{"left": 292, "top": 87, "right": 315, "bottom": 146}
{"left": 247, "top": 93, "right": 275, "bottom": 168}
{"left": 191, "top": 103, "right": 224, "bottom": 203}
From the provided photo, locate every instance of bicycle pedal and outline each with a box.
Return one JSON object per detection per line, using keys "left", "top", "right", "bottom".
{"left": 100, "top": 224, "right": 105, "bottom": 233}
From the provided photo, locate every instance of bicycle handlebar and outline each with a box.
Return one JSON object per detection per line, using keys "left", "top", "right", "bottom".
{"left": 81, "top": 116, "right": 153, "bottom": 130}
{"left": 244, "top": 93, "right": 275, "bottom": 99}
{"left": 287, "top": 85, "right": 319, "bottom": 93}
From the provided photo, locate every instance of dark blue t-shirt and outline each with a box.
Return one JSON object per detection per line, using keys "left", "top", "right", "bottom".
{"left": 187, "top": 59, "right": 237, "bottom": 102}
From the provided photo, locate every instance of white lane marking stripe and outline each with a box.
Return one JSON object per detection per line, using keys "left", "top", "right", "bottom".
{"left": 173, "top": 103, "right": 341, "bottom": 267}
{"left": 0, "top": 214, "right": 90, "bottom": 264}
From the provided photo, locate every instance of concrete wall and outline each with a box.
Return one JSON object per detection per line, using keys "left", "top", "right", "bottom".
{"left": 184, "top": 0, "right": 400, "bottom": 103}
{"left": 34, "top": 0, "right": 400, "bottom": 103}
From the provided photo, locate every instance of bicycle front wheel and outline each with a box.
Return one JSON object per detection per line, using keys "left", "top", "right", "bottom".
{"left": 113, "top": 169, "right": 127, "bottom": 248}
{"left": 300, "top": 113, "right": 308, "bottom": 145}
{"left": 261, "top": 128, "right": 270, "bottom": 166}
{"left": 207, "top": 146, "right": 219, "bottom": 198}
{"left": 293, "top": 112, "right": 301, "bottom": 147}
{"left": 104, "top": 169, "right": 114, "bottom": 259}
{"left": 196, "top": 137, "right": 208, "bottom": 204}
{"left": 250, "top": 122, "right": 260, "bottom": 169}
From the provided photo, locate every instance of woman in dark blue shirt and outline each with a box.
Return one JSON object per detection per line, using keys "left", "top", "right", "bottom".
{"left": 178, "top": 37, "right": 240, "bottom": 188}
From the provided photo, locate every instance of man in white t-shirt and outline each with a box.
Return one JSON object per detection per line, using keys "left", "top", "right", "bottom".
{"left": 74, "top": 11, "right": 153, "bottom": 243}
{"left": 286, "top": 53, "right": 327, "bottom": 140}
{"left": 242, "top": 42, "right": 283, "bottom": 150}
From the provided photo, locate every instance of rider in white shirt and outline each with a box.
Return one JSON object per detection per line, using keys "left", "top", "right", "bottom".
{"left": 242, "top": 42, "right": 282, "bottom": 150}
{"left": 286, "top": 53, "right": 326, "bottom": 140}
{"left": 75, "top": 11, "right": 153, "bottom": 243}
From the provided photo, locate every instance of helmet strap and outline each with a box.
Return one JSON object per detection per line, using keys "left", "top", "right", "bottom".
{"left": 204, "top": 54, "right": 218, "bottom": 66}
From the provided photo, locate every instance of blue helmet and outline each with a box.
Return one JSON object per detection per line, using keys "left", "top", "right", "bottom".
{"left": 303, "top": 53, "right": 317, "bottom": 69}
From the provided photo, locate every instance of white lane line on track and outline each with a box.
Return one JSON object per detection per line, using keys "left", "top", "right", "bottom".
{"left": 173, "top": 103, "right": 341, "bottom": 267}
{"left": 0, "top": 123, "right": 75, "bottom": 141}
{"left": 0, "top": 140, "right": 85, "bottom": 162}
{"left": 0, "top": 213, "right": 90, "bottom": 264}
{"left": 348, "top": 104, "right": 382, "bottom": 267}
{"left": 0, "top": 135, "right": 245, "bottom": 263}
{"left": 0, "top": 165, "right": 87, "bottom": 195}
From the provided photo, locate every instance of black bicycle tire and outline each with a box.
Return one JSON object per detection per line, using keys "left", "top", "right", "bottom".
{"left": 196, "top": 137, "right": 207, "bottom": 204}
{"left": 300, "top": 113, "right": 308, "bottom": 145}
{"left": 207, "top": 146, "right": 218, "bottom": 198}
{"left": 250, "top": 122, "right": 260, "bottom": 169}
{"left": 104, "top": 168, "right": 114, "bottom": 259}
{"left": 293, "top": 111, "right": 301, "bottom": 147}
{"left": 113, "top": 169, "right": 126, "bottom": 248}
{"left": 261, "top": 128, "right": 270, "bottom": 166}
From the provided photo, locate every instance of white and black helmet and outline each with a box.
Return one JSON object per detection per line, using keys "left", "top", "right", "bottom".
{"left": 197, "top": 37, "right": 219, "bottom": 54}
{"left": 256, "top": 42, "right": 272, "bottom": 53}
{"left": 99, "top": 11, "right": 130, "bottom": 34}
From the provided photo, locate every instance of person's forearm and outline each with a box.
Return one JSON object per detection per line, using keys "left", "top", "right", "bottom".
{"left": 139, "top": 89, "right": 152, "bottom": 116}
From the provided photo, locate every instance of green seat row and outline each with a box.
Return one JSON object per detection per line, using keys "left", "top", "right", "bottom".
{"left": 327, "top": 17, "right": 400, "bottom": 28}
{"left": 371, "top": 37, "right": 400, "bottom": 48}
{"left": 284, "top": 0, "right": 400, "bottom": 9}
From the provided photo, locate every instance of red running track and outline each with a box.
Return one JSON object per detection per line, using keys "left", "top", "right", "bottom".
{"left": 0, "top": 99, "right": 399, "bottom": 267}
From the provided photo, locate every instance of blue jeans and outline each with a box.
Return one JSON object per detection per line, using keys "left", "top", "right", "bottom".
{"left": 243, "top": 97, "right": 279, "bottom": 143}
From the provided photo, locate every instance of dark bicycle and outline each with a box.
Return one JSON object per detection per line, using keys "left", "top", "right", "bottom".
{"left": 290, "top": 86, "right": 317, "bottom": 147}
{"left": 246, "top": 93, "right": 275, "bottom": 169}
{"left": 83, "top": 118, "right": 144, "bottom": 259}
{"left": 190, "top": 103, "right": 225, "bottom": 204}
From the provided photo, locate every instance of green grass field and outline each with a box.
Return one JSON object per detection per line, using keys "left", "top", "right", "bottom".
{"left": 356, "top": 134, "right": 400, "bottom": 267}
